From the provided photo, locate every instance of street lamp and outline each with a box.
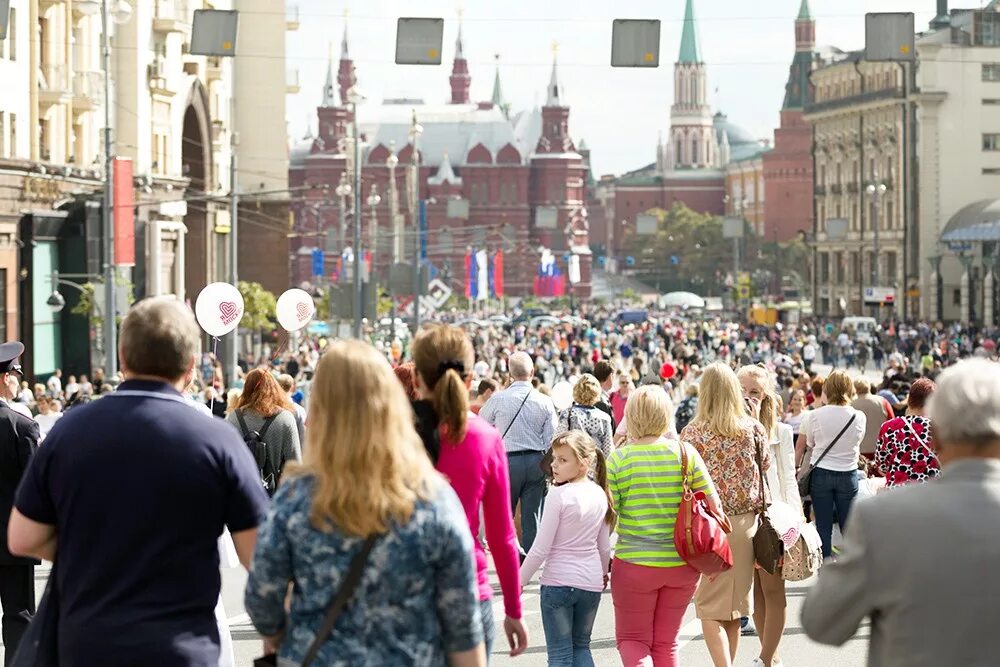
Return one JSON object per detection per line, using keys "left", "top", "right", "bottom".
{"left": 865, "top": 178, "right": 888, "bottom": 289}
{"left": 335, "top": 173, "right": 352, "bottom": 252}
{"left": 75, "top": 0, "right": 132, "bottom": 379}
{"left": 367, "top": 185, "right": 381, "bottom": 286}
{"left": 408, "top": 111, "right": 424, "bottom": 330}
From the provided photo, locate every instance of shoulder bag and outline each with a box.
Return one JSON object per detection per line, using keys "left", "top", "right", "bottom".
{"left": 254, "top": 535, "right": 377, "bottom": 667}
{"left": 673, "top": 442, "right": 734, "bottom": 576}
{"left": 797, "top": 414, "right": 857, "bottom": 498}
{"left": 752, "top": 431, "right": 785, "bottom": 575}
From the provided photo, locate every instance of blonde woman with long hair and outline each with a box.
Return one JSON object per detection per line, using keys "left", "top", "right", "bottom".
{"left": 245, "top": 341, "right": 486, "bottom": 666}
{"left": 737, "top": 364, "right": 801, "bottom": 667}
{"left": 680, "top": 363, "right": 771, "bottom": 667}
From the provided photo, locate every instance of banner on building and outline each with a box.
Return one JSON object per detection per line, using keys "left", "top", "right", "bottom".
{"left": 113, "top": 157, "right": 135, "bottom": 266}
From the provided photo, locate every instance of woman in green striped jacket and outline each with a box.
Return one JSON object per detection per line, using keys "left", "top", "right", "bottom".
{"left": 607, "top": 385, "right": 721, "bottom": 667}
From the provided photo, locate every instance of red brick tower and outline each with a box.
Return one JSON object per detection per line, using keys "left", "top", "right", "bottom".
{"left": 337, "top": 22, "right": 353, "bottom": 105}
{"left": 449, "top": 21, "right": 471, "bottom": 104}
{"left": 763, "top": 0, "right": 816, "bottom": 242}
{"left": 530, "top": 48, "right": 592, "bottom": 298}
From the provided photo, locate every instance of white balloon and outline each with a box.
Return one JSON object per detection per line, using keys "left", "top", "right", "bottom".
{"left": 276, "top": 288, "right": 315, "bottom": 332}
{"left": 550, "top": 381, "right": 574, "bottom": 412}
{"left": 195, "top": 283, "right": 244, "bottom": 337}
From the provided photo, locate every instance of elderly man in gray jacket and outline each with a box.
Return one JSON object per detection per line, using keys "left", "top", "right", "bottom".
{"left": 802, "top": 358, "right": 1000, "bottom": 666}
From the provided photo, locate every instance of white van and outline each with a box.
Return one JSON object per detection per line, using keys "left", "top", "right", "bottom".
{"left": 841, "top": 316, "right": 879, "bottom": 343}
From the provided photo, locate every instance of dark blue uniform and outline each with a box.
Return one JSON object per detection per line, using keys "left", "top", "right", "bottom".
{"left": 0, "top": 342, "right": 39, "bottom": 666}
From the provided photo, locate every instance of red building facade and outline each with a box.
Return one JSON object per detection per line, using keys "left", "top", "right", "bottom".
{"left": 289, "top": 25, "right": 592, "bottom": 300}
{"left": 762, "top": 0, "right": 817, "bottom": 242}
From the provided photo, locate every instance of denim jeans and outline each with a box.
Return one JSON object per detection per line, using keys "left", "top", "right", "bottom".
{"left": 810, "top": 467, "right": 859, "bottom": 558}
{"left": 481, "top": 598, "right": 496, "bottom": 664}
{"left": 540, "top": 585, "right": 603, "bottom": 667}
{"left": 507, "top": 452, "right": 546, "bottom": 553}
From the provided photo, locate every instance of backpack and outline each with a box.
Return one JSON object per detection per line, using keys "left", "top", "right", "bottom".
{"left": 235, "top": 410, "right": 280, "bottom": 496}
{"left": 674, "top": 396, "right": 698, "bottom": 434}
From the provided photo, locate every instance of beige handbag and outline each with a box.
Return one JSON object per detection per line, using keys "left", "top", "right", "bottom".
{"left": 781, "top": 522, "right": 823, "bottom": 581}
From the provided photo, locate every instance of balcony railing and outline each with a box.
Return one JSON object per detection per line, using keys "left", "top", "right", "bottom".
{"left": 38, "top": 64, "right": 71, "bottom": 106}
{"left": 154, "top": 0, "right": 191, "bottom": 34}
{"left": 72, "top": 71, "right": 103, "bottom": 110}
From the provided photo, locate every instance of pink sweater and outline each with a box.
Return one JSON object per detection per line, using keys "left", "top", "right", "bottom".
{"left": 436, "top": 414, "right": 523, "bottom": 619}
{"left": 519, "top": 481, "right": 611, "bottom": 592}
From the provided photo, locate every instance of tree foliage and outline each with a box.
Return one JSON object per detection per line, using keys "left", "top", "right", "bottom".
{"left": 69, "top": 276, "right": 134, "bottom": 327}
{"left": 237, "top": 281, "right": 277, "bottom": 333}
{"left": 623, "top": 203, "right": 728, "bottom": 294}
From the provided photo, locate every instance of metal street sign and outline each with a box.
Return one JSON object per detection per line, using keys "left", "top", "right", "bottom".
{"left": 825, "top": 217, "right": 849, "bottom": 241}
{"left": 395, "top": 18, "right": 444, "bottom": 65}
{"left": 446, "top": 198, "right": 470, "bottom": 219}
{"left": 190, "top": 10, "right": 239, "bottom": 57}
{"left": 864, "top": 286, "right": 896, "bottom": 305}
{"left": 636, "top": 214, "right": 658, "bottom": 236}
{"left": 535, "top": 206, "right": 558, "bottom": 229}
{"left": 611, "top": 19, "right": 660, "bottom": 68}
{"left": 0, "top": 0, "right": 9, "bottom": 40}
{"left": 865, "top": 13, "right": 915, "bottom": 62}
{"left": 722, "top": 217, "right": 744, "bottom": 239}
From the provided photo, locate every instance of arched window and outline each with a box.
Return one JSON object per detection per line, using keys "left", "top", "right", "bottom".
{"left": 692, "top": 138, "right": 699, "bottom": 164}
{"left": 676, "top": 140, "right": 682, "bottom": 165}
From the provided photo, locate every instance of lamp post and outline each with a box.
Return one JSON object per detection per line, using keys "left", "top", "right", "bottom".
{"left": 409, "top": 111, "right": 423, "bottom": 331}
{"left": 866, "top": 173, "right": 888, "bottom": 317}
{"left": 335, "top": 173, "right": 352, "bottom": 258}
{"left": 367, "top": 184, "right": 381, "bottom": 287}
{"left": 347, "top": 74, "right": 365, "bottom": 339}
{"left": 76, "top": 0, "right": 132, "bottom": 379}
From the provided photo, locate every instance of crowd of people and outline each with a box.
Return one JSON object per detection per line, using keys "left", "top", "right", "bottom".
{"left": 0, "top": 300, "right": 998, "bottom": 667}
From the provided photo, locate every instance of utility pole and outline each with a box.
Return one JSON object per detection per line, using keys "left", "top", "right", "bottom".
{"left": 351, "top": 96, "right": 363, "bottom": 339}
{"left": 100, "top": 0, "right": 117, "bottom": 379}
{"left": 409, "top": 110, "right": 423, "bottom": 331}
{"left": 227, "top": 107, "right": 239, "bottom": 381}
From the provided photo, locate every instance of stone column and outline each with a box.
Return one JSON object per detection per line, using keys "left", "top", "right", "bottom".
{"left": 959, "top": 254, "right": 974, "bottom": 325}
{"left": 928, "top": 255, "right": 942, "bottom": 323}
{"left": 985, "top": 263, "right": 995, "bottom": 328}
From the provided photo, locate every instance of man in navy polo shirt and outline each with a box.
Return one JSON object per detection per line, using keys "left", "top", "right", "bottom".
{"left": 8, "top": 297, "right": 270, "bottom": 666}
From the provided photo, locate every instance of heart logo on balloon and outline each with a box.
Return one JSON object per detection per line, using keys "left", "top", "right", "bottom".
{"left": 296, "top": 302, "right": 310, "bottom": 322}
{"left": 219, "top": 301, "right": 240, "bottom": 325}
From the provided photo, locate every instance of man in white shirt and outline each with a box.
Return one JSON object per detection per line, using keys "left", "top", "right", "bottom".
{"left": 64, "top": 375, "right": 80, "bottom": 398}
{"left": 46, "top": 369, "right": 62, "bottom": 397}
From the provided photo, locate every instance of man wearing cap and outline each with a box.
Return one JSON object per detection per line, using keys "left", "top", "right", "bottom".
{"left": 0, "top": 341, "right": 40, "bottom": 664}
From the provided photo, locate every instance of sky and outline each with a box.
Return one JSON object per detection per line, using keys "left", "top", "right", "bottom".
{"left": 284, "top": 0, "right": 942, "bottom": 176}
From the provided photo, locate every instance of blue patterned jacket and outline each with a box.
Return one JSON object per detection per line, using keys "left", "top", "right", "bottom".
{"left": 245, "top": 474, "right": 483, "bottom": 666}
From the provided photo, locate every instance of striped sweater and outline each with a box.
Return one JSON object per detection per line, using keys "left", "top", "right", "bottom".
{"left": 607, "top": 440, "right": 716, "bottom": 567}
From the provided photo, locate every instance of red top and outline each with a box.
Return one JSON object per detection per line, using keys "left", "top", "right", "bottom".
{"left": 436, "top": 414, "right": 523, "bottom": 619}
{"left": 875, "top": 416, "right": 941, "bottom": 487}
{"left": 610, "top": 390, "right": 629, "bottom": 426}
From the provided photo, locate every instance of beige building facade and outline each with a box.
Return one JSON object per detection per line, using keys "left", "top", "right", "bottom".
{"left": 805, "top": 54, "right": 909, "bottom": 318}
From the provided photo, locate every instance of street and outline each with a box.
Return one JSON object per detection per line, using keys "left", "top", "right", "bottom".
{"left": 7, "top": 556, "right": 866, "bottom": 667}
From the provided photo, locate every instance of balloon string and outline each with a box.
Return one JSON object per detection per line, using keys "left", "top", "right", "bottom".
{"left": 271, "top": 331, "right": 289, "bottom": 364}
{"left": 210, "top": 336, "right": 220, "bottom": 415}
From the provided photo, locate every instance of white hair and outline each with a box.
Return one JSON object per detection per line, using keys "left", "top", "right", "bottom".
{"left": 928, "top": 359, "right": 1000, "bottom": 444}
{"left": 508, "top": 352, "right": 535, "bottom": 380}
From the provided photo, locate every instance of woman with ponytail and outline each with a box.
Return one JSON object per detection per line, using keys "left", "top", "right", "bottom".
{"left": 412, "top": 325, "right": 528, "bottom": 663}
{"left": 520, "top": 431, "right": 613, "bottom": 667}
{"left": 737, "top": 364, "right": 800, "bottom": 667}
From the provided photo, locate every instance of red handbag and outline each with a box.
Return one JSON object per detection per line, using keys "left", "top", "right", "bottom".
{"left": 674, "top": 443, "right": 734, "bottom": 576}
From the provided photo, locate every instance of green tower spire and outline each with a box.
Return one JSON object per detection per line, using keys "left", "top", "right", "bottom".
{"left": 678, "top": 0, "right": 702, "bottom": 64}
{"left": 798, "top": 0, "right": 812, "bottom": 20}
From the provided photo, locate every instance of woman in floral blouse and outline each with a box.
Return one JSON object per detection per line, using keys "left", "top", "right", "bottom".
{"left": 680, "top": 362, "right": 771, "bottom": 667}
{"left": 876, "top": 377, "right": 940, "bottom": 487}
{"left": 246, "top": 341, "right": 486, "bottom": 667}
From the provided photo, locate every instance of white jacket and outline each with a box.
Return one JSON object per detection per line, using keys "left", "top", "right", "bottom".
{"left": 767, "top": 423, "right": 802, "bottom": 509}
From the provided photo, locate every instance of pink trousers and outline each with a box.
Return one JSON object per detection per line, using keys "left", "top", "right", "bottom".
{"left": 610, "top": 557, "right": 700, "bottom": 667}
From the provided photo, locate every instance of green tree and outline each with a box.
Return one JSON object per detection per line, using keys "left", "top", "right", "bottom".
{"left": 237, "top": 281, "right": 277, "bottom": 334}
{"left": 70, "top": 276, "right": 134, "bottom": 327}
{"left": 623, "top": 203, "right": 727, "bottom": 294}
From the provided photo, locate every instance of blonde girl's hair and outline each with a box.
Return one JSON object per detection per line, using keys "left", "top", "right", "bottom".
{"left": 625, "top": 385, "right": 672, "bottom": 441}
{"left": 692, "top": 362, "right": 747, "bottom": 439}
{"left": 549, "top": 431, "right": 616, "bottom": 528}
{"left": 291, "top": 340, "right": 436, "bottom": 537}
{"left": 736, "top": 364, "right": 779, "bottom": 441}
{"left": 411, "top": 324, "right": 475, "bottom": 442}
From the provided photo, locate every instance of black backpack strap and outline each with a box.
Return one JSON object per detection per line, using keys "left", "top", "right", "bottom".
{"left": 234, "top": 409, "right": 251, "bottom": 437}
{"left": 257, "top": 413, "right": 279, "bottom": 441}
